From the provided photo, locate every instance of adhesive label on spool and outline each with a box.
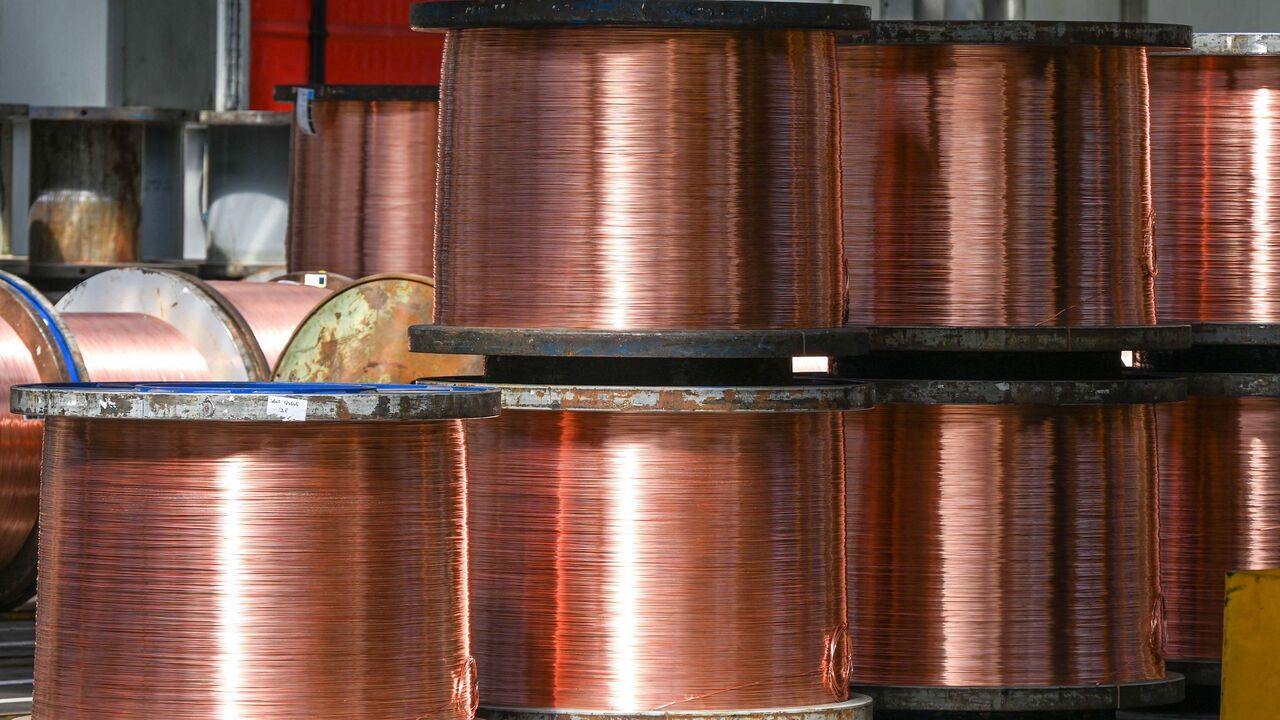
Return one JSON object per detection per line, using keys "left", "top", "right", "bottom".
{"left": 294, "top": 88, "right": 317, "bottom": 136}
{"left": 266, "top": 396, "right": 308, "bottom": 421}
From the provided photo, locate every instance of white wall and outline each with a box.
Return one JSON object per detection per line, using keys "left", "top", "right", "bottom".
{"left": 0, "top": 0, "right": 122, "bottom": 106}
{"left": 1145, "top": 0, "right": 1280, "bottom": 32}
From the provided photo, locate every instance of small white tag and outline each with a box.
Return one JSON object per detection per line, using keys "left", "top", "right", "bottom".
{"left": 295, "top": 88, "right": 318, "bottom": 135}
{"left": 267, "top": 396, "right": 308, "bottom": 422}
{"left": 303, "top": 272, "right": 327, "bottom": 288}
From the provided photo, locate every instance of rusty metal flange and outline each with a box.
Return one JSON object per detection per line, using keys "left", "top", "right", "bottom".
{"left": 852, "top": 674, "right": 1183, "bottom": 713}
{"left": 842, "top": 20, "right": 1191, "bottom": 48}
{"left": 872, "top": 375, "right": 1185, "bottom": 405}
{"left": 477, "top": 696, "right": 874, "bottom": 720}
{"left": 865, "top": 325, "right": 1191, "bottom": 353}
{"left": 411, "top": 0, "right": 870, "bottom": 31}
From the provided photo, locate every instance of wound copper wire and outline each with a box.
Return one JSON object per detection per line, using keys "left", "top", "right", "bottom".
{"left": 839, "top": 43, "right": 1158, "bottom": 326}
{"left": 466, "top": 411, "right": 849, "bottom": 711}
{"left": 845, "top": 404, "right": 1164, "bottom": 687}
{"left": 1157, "top": 396, "right": 1280, "bottom": 661}
{"left": 287, "top": 99, "right": 438, "bottom": 279}
{"left": 1149, "top": 54, "right": 1280, "bottom": 322}
{"left": 0, "top": 318, "right": 42, "bottom": 584}
{"left": 435, "top": 28, "right": 844, "bottom": 330}
{"left": 207, "top": 280, "right": 332, "bottom": 371}
{"left": 35, "top": 417, "right": 475, "bottom": 719}
{"left": 60, "top": 313, "right": 212, "bottom": 381}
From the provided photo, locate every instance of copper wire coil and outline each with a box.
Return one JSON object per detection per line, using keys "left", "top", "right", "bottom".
{"left": 1158, "top": 396, "right": 1280, "bottom": 661}
{"left": 60, "top": 313, "right": 213, "bottom": 382}
{"left": 435, "top": 28, "right": 844, "bottom": 330}
{"left": 206, "top": 280, "right": 332, "bottom": 371}
{"left": 287, "top": 99, "right": 438, "bottom": 278}
{"left": 839, "top": 43, "right": 1158, "bottom": 326}
{"left": 466, "top": 410, "right": 849, "bottom": 711}
{"left": 0, "top": 318, "right": 43, "bottom": 586}
{"left": 35, "top": 416, "right": 475, "bottom": 719}
{"left": 844, "top": 403, "right": 1164, "bottom": 687}
{"left": 1149, "top": 54, "right": 1280, "bottom": 323}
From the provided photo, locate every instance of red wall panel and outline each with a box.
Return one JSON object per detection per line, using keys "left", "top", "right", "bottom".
{"left": 251, "top": 0, "right": 445, "bottom": 111}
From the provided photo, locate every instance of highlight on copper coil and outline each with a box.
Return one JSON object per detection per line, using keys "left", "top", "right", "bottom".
{"left": 845, "top": 404, "right": 1164, "bottom": 687}
{"left": 840, "top": 42, "right": 1158, "bottom": 326}
{"left": 466, "top": 411, "right": 848, "bottom": 712}
{"left": 435, "top": 27, "right": 845, "bottom": 330}
{"left": 1149, "top": 52, "right": 1280, "bottom": 323}
{"left": 31, "top": 397, "right": 476, "bottom": 718}
{"left": 60, "top": 313, "right": 213, "bottom": 382}
{"left": 0, "top": 317, "right": 43, "bottom": 596}
{"left": 1158, "top": 396, "right": 1280, "bottom": 662}
{"left": 287, "top": 98, "right": 439, "bottom": 279}
{"left": 206, "top": 280, "right": 332, "bottom": 371}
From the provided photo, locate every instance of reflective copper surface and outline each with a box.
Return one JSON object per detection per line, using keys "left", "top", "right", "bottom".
{"left": 0, "top": 318, "right": 42, "bottom": 580}
{"left": 436, "top": 28, "right": 844, "bottom": 330}
{"left": 35, "top": 417, "right": 475, "bottom": 719}
{"left": 466, "top": 411, "right": 848, "bottom": 711}
{"left": 61, "top": 313, "right": 213, "bottom": 382}
{"left": 845, "top": 404, "right": 1164, "bottom": 686}
{"left": 207, "top": 280, "right": 331, "bottom": 371}
{"left": 1158, "top": 396, "right": 1280, "bottom": 661}
{"left": 1149, "top": 54, "right": 1280, "bottom": 322}
{"left": 840, "top": 44, "right": 1157, "bottom": 326}
{"left": 287, "top": 100, "right": 438, "bottom": 278}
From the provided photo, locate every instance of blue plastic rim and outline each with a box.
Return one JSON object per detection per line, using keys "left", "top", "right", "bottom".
{"left": 25, "top": 382, "right": 495, "bottom": 395}
{"left": 0, "top": 273, "right": 80, "bottom": 382}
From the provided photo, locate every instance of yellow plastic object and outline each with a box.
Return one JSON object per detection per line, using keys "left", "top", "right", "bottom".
{"left": 1221, "top": 569, "right": 1280, "bottom": 720}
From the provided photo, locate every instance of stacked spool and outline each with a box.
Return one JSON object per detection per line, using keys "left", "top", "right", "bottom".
{"left": 1142, "top": 32, "right": 1280, "bottom": 695}
{"left": 834, "top": 21, "right": 1193, "bottom": 719}
{"left": 0, "top": 268, "right": 332, "bottom": 608}
{"left": 410, "top": 1, "right": 875, "bottom": 718}
{"left": 280, "top": 85, "right": 441, "bottom": 280}
{"left": 0, "top": 105, "right": 197, "bottom": 296}
{"left": 11, "top": 381, "right": 499, "bottom": 718}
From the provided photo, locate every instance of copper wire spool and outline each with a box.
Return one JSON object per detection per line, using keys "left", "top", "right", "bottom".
{"left": 1158, "top": 395, "right": 1280, "bottom": 661}
{"left": 23, "top": 383, "right": 490, "bottom": 719}
{"left": 206, "top": 280, "right": 332, "bottom": 371}
{"left": 839, "top": 39, "right": 1159, "bottom": 326}
{"left": 434, "top": 27, "right": 845, "bottom": 330}
{"left": 466, "top": 410, "right": 849, "bottom": 712}
{"left": 60, "top": 313, "right": 213, "bottom": 381}
{"left": 1149, "top": 48, "right": 1280, "bottom": 323}
{"left": 845, "top": 403, "right": 1164, "bottom": 687}
{"left": 0, "top": 316, "right": 43, "bottom": 595}
{"left": 286, "top": 89, "right": 439, "bottom": 279}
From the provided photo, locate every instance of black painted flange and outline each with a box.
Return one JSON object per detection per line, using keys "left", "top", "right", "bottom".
{"left": 411, "top": 0, "right": 870, "bottom": 31}
{"left": 842, "top": 20, "right": 1191, "bottom": 48}
{"left": 272, "top": 85, "right": 440, "bottom": 103}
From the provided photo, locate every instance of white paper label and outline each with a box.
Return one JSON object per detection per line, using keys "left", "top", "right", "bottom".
{"left": 295, "top": 88, "right": 318, "bottom": 136}
{"left": 267, "top": 396, "right": 308, "bottom": 422}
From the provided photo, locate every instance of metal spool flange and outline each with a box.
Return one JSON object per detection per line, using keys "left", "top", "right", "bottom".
{"left": 864, "top": 325, "right": 1191, "bottom": 354}
{"left": 12, "top": 382, "right": 501, "bottom": 423}
{"left": 853, "top": 674, "right": 1183, "bottom": 714}
{"left": 0, "top": 271, "right": 86, "bottom": 610}
{"left": 428, "top": 378, "right": 872, "bottom": 413}
{"left": 411, "top": 0, "right": 870, "bottom": 31}
{"left": 410, "top": 325, "right": 869, "bottom": 359}
{"left": 1166, "top": 660, "right": 1220, "bottom": 689}
{"left": 476, "top": 696, "right": 874, "bottom": 720}
{"left": 273, "top": 85, "right": 441, "bottom": 103}
{"left": 871, "top": 375, "right": 1185, "bottom": 405}
{"left": 842, "top": 20, "right": 1191, "bottom": 48}
{"left": 1158, "top": 32, "right": 1280, "bottom": 55}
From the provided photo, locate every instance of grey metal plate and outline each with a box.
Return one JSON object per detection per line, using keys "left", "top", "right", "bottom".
{"left": 1158, "top": 33, "right": 1280, "bottom": 56}
{"left": 866, "top": 325, "right": 1191, "bottom": 353}
{"left": 477, "top": 696, "right": 874, "bottom": 720}
{"left": 411, "top": 0, "right": 871, "bottom": 31}
{"left": 272, "top": 85, "right": 441, "bottom": 103}
{"left": 1190, "top": 323, "right": 1280, "bottom": 347}
{"left": 873, "top": 375, "right": 1186, "bottom": 405}
{"left": 195, "top": 110, "right": 291, "bottom": 126}
{"left": 842, "top": 20, "right": 1191, "bottom": 48}
{"left": 410, "top": 326, "right": 869, "bottom": 359}
{"left": 1186, "top": 373, "right": 1280, "bottom": 398}
{"left": 11, "top": 382, "right": 501, "bottom": 422}
{"left": 434, "top": 378, "right": 872, "bottom": 413}
{"left": 853, "top": 674, "right": 1184, "bottom": 712}
{"left": 24, "top": 106, "right": 190, "bottom": 123}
